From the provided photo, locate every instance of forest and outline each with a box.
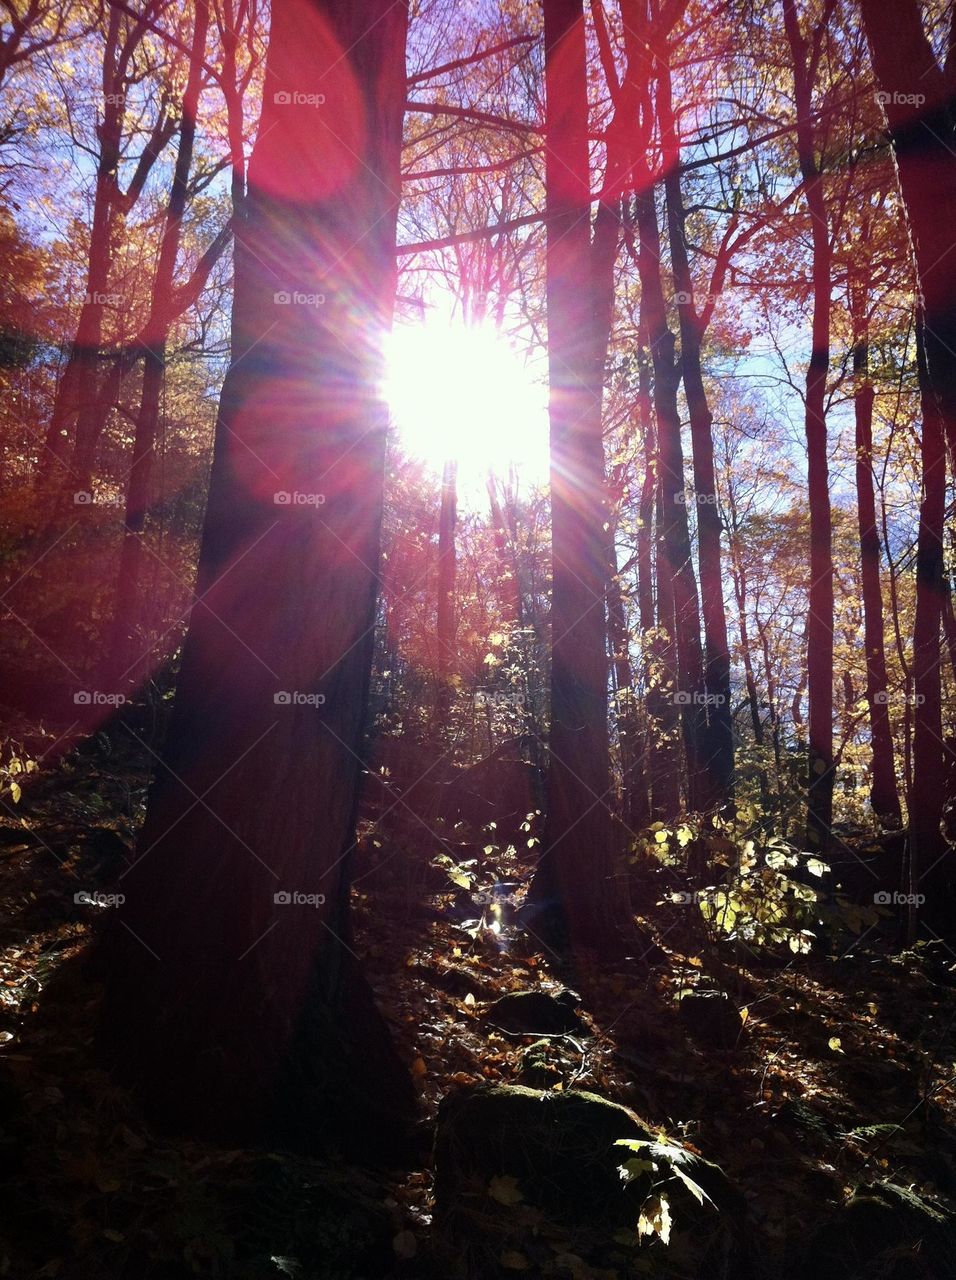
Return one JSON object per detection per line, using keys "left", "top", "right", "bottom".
{"left": 1, "top": 0, "right": 956, "bottom": 1275}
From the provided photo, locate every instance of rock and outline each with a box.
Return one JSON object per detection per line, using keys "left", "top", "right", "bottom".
{"left": 795, "top": 1181, "right": 956, "bottom": 1279}
{"left": 679, "top": 990, "right": 743, "bottom": 1050}
{"left": 483, "top": 989, "right": 588, "bottom": 1036}
{"left": 435, "top": 1085, "right": 747, "bottom": 1233}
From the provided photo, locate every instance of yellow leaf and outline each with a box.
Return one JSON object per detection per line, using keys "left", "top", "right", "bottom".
{"left": 488, "top": 1175, "right": 524, "bottom": 1205}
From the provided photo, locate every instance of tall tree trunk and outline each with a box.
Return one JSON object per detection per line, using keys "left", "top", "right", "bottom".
{"left": 434, "top": 457, "right": 457, "bottom": 727}
{"left": 783, "top": 0, "right": 835, "bottom": 851}
{"left": 860, "top": 0, "right": 956, "bottom": 924}
{"left": 649, "top": 471, "right": 682, "bottom": 821}
{"left": 850, "top": 283, "right": 902, "bottom": 827}
{"left": 97, "top": 0, "right": 415, "bottom": 1153}
{"left": 111, "top": 0, "right": 211, "bottom": 685}
{"left": 910, "top": 317, "right": 950, "bottom": 930}
{"left": 37, "top": 6, "right": 124, "bottom": 494}
{"left": 860, "top": 0, "right": 956, "bottom": 468}
{"left": 632, "top": 182, "right": 708, "bottom": 810}
{"left": 658, "top": 63, "right": 734, "bottom": 813}
{"left": 529, "top": 0, "right": 631, "bottom": 956}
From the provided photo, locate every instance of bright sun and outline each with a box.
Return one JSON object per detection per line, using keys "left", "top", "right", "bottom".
{"left": 384, "top": 311, "right": 548, "bottom": 489}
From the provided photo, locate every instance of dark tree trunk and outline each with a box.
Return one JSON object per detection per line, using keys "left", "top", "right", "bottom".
{"left": 38, "top": 7, "right": 125, "bottom": 494}
{"left": 658, "top": 63, "right": 734, "bottom": 813}
{"left": 783, "top": 0, "right": 835, "bottom": 851}
{"left": 851, "top": 316, "right": 902, "bottom": 827}
{"left": 435, "top": 457, "right": 457, "bottom": 727}
{"left": 649, "top": 473, "right": 682, "bottom": 822}
{"left": 530, "top": 0, "right": 631, "bottom": 957}
{"left": 111, "top": 0, "right": 211, "bottom": 685}
{"left": 97, "top": 0, "right": 415, "bottom": 1153}
{"left": 632, "top": 182, "right": 708, "bottom": 810}
{"left": 910, "top": 318, "right": 950, "bottom": 930}
{"left": 860, "top": 0, "right": 956, "bottom": 926}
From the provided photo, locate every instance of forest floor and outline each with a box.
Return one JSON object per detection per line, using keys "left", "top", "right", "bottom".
{"left": 1, "top": 708, "right": 956, "bottom": 1279}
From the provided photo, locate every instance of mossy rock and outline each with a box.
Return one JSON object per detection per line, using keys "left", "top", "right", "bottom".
{"left": 483, "top": 989, "right": 588, "bottom": 1036}
{"left": 796, "top": 1181, "right": 956, "bottom": 1279}
{"left": 437, "top": 1085, "right": 742, "bottom": 1223}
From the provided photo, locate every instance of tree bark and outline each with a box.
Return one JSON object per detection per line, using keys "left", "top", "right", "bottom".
{"left": 850, "top": 289, "right": 902, "bottom": 827}
{"left": 910, "top": 317, "right": 950, "bottom": 930}
{"left": 783, "top": 0, "right": 835, "bottom": 851}
{"left": 434, "top": 457, "right": 457, "bottom": 727}
{"left": 529, "top": 0, "right": 631, "bottom": 957}
{"left": 97, "top": 0, "right": 415, "bottom": 1153}
{"left": 110, "top": 0, "right": 211, "bottom": 685}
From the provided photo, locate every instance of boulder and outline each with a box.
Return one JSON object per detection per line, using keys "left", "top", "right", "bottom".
{"left": 433, "top": 1084, "right": 749, "bottom": 1277}
{"left": 483, "top": 989, "right": 588, "bottom": 1036}
{"left": 679, "top": 990, "right": 743, "bottom": 1050}
{"left": 795, "top": 1181, "right": 956, "bottom": 1279}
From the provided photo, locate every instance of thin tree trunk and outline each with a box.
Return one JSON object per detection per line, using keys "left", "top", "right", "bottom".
{"left": 851, "top": 293, "right": 902, "bottom": 826}
{"left": 632, "top": 182, "right": 708, "bottom": 809}
{"left": 435, "top": 457, "right": 457, "bottom": 727}
{"left": 783, "top": 0, "right": 835, "bottom": 851}
{"left": 910, "top": 317, "right": 950, "bottom": 930}
{"left": 111, "top": 0, "right": 211, "bottom": 685}
{"left": 659, "top": 62, "right": 734, "bottom": 812}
